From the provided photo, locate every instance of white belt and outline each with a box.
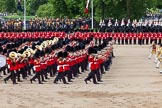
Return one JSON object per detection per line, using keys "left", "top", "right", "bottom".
{"left": 57, "top": 65, "right": 64, "bottom": 70}
{"left": 34, "top": 65, "right": 40, "bottom": 71}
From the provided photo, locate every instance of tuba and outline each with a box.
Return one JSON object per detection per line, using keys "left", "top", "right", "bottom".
{"left": 9, "top": 51, "right": 18, "bottom": 59}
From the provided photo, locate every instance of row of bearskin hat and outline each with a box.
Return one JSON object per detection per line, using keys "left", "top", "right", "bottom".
{"left": 1, "top": 32, "right": 162, "bottom": 40}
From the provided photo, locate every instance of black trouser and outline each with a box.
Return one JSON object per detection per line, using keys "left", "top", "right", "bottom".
{"left": 118, "top": 39, "right": 120, "bottom": 45}
{"left": 100, "top": 63, "right": 104, "bottom": 74}
{"left": 99, "top": 39, "right": 101, "bottom": 45}
{"left": 40, "top": 69, "right": 45, "bottom": 81}
{"left": 21, "top": 68, "right": 26, "bottom": 79}
{"left": 85, "top": 57, "right": 88, "bottom": 70}
{"left": 65, "top": 70, "right": 72, "bottom": 81}
{"left": 0, "top": 66, "right": 7, "bottom": 75}
{"left": 52, "top": 64, "right": 57, "bottom": 76}
{"left": 122, "top": 39, "right": 124, "bottom": 44}
{"left": 4, "top": 70, "right": 17, "bottom": 84}
{"left": 54, "top": 72, "right": 67, "bottom": 84}
{"left": 146, "top": 39, "right": 149, "bottom": 44}
{"left": 96, "top": 69, "right": 101, "bottom": 81}
{"left": 82, "top": 60, "right": 87, "bottom": 72}
{"left": 125, "top": 39, "right": 128, "bottom": 44}
{"left": 23, "top": 66, "right": 28, "bottom": 78}
{"left": 80, "top": 62, "right": 84, "bottom": 73}
{"left": 31, "top": 72, "right": 41, "bottom": 84}
{"left": 73, "top": 65, "right": 79, "bottom": 77}
{"left": 159, "top": 39, "right": 161, "bottom": 44}
{"left": 112, "top": 51, "right": 115, "bottom": 57}
{"left": 17, "top": 69, "right": 21, "bottom": 81}
{"left": 47, "top": 65, "right": 53, "bottom": 77}
{"left": 104, "top": 57, "right": 112, "bottom": 71}
{"left": 29, "top": 64, "right": 34, "bottom": 75}
{"left": 26, "top": 64, "right": 31, "bottom": 75}
{"left": 85, "top": 70, "right": 97, "bottom": 84}
{"left": 129, "top": 39, "right": 132, "bottom": 44}
{"left": 134, "top": 39, "right": 137, "bottom": 45}
{"left": 76, "top": 64, "right": 81, "bottom": 74}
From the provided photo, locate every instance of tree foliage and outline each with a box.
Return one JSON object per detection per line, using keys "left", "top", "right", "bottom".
{"left": 0, "top": 0, "right": 162, "bottom": 20}
{"left": 36, "top": 3, "right": 54, "bottom": 17}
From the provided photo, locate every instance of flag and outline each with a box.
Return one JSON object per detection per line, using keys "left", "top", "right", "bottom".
{"left": 17, "top": 0, "right": 23, "bottom": 12}
{"left": 84, "top": 0, "right": 90, "bottom": 14}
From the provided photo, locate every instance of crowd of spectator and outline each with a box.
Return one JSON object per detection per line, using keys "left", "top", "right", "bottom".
{"left": 0, "top": 18, "right": 91, "bottom": 32}
{"left": 1, "top": 17, "right": 162, "bottom": 33}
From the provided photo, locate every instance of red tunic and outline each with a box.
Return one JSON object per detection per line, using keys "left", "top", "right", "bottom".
{"left": 63, "top": 59, "right": 70, "bottom": 71}
{"left": 57, "top": 59, "right": 64, "bottom": 72}
{"left": 33, "top": 60, "right": 41, "bottom": 72}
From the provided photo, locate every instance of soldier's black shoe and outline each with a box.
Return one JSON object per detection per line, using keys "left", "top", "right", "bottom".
{"left": 68, "top": 80, "right": 73, "bottom": 82}
{"left": 102, "top": 72, "right": 106, "bottom": 74}
{"left": 30, "top": 79, "right": 32, "bottom": 84}
{"left": 53, "top": 81, "right": 58, "bottom": 84}
{"left": 50, "top": 75, "right": 54, "bottom": 77}
{"left": 84, "top": 79, "right": 88, "bottom": 84}
{"left": 13, "top": 82, "right": 18, "bottom": 84}
{"left": 18, "top": 80, "right": 23, "bottom": 82}
{"left": 64, "top": 82, "right": 69, "bottom": 84}
{"left": 4, "top": 79, "right": 7, "bottom": 84}
{"left": 94, "top": 82, "right": 99, "bottom": 84}
{"left": 98, "top": 80, "right": 103, "bottom": 82}
{"left": 46, "top": 77, "right": 50, "bottom": 79}
{"left": 42, "top": 80, "right": 47, "bottom": 82}
{"left": 39, "top": 82, "right": 43, "bottom": 84}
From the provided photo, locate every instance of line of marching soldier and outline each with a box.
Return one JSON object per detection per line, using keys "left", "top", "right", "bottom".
{"left": 85, "top": 38, "right": 114, "bottom": 84}
{"left": 1, "top": 31, "right": 162, "bottom": 45}
{"left": 0, "top": 33, "right": 112, "bottom": 84}
{"left": 93, "top": 32, "right": 162, "bottom": 45}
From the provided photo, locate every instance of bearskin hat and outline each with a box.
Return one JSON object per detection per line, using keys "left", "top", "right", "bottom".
{"left": 63, "top": 51, "right": 68, "bottom": 58}
{"left": 57, "top": 51, "right": 63, "bottom": 58}
{"left": 45, "top": 47, "right": 52, "bottom": 54}
{"left": 65, "top": 45, "right": 71, "bottom": 52}
{"left": 88, "top": 47, "right": 94, "bottom": 55}
{"left": 6, "top": 44, "right": 11, "bottom": 49}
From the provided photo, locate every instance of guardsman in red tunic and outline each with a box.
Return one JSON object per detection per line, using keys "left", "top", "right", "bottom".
{"left": 145, "top": 32, "right": 149, "bottom": 45}
{"left": 121, "top": 32, "right": 125, "bottom": 45}
{"left": 4, "top": 51, "right": 18, "bottom": 84}
{"left": 84, "top": 47, "right": 99, "bottom": 84}
{"left": 63, "top": 51, "right": 73, "bottom": 82}
{"left": 54, "top": 51, "right": 68, "bottom": 84}
{"left": 30, "top": 52, "right": 42, "bottom": 84}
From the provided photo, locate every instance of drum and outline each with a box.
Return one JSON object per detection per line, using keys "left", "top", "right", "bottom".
{"left": 0, "top": 55, "right": 6, "bottom": 68}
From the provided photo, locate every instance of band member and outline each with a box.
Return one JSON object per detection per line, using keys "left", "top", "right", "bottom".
{"left": 4, "top": 51, "right": 18, "bottom": 84}
{"left": 157, "top": 44, "right": 162, "bottom": 73}
{"left": 63, "top": 51, "right": 73, "bottom": 82}
{"left": 148, "top": 41, "right": 157, "bottom": 61}
{"left": 84, "top": 47, "right": 99, "bottom": 84}
{"left": 54, "top": 51, "right": 68, "bottom": 84}
{"left": 30, "top": 51, "right": 43, "bottom": 84}
{"left": 156, "top": 44, "right": 162, "bottom": 69}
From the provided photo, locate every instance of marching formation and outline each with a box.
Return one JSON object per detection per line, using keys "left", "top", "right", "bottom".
{"left": 1, "top": 32, "right": 162, "bottom": 45}
{"left": 0, "top": 32, "right": 114, "bottom": 84}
